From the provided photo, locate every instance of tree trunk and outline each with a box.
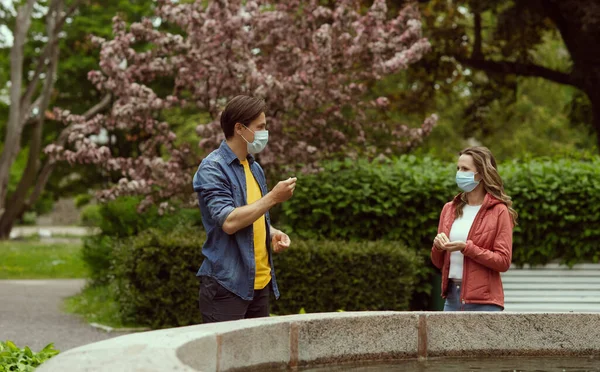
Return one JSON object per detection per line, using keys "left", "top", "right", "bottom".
{"left": 0, "top": 0, "right": 62, "bottom": 239}
{"left": 0, "top": 219, "right": 12, "bottom": 240}
{"left": 0, "top": 0, "right": 36, "bottom": 218}
{"left": 0, "top": 93, "right": 113, "bottom": 240}
{"left": 590, "top": 93, "right": 600, "bottom": 152}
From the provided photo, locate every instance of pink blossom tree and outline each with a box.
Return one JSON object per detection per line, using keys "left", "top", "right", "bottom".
{"left": 47, "top": 0, "right": 437, "bottom": 210}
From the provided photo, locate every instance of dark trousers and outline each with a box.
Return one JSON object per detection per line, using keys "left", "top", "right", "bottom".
{"left": 199, "top": 276, "right": 270, "bottom": 324}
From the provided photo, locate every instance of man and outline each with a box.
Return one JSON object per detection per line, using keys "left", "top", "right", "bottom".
{"left": 192, "top": 95, "right": 297, "bottom": 323}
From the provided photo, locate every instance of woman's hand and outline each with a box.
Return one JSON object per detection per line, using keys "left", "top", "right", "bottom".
{"left": 433, "top": 233, "right": 450, "bottom": 250}
{"left": 443, "top": 241, "right": 466, "bottom": 252}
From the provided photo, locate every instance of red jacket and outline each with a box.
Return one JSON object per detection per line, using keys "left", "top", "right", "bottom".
{"left": 430, "top": 193, "right": 513, "bottom": 309}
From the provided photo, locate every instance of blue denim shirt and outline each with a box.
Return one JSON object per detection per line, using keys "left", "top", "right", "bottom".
{"left": 192, "top": 141, "right": 279, "bottom": 301}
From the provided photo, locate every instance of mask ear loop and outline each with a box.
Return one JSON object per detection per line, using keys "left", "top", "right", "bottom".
{"left": 239, "top": 124, "right": 253, "bottom": 143}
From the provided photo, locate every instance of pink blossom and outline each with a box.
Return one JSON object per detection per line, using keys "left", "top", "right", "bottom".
{"left": 46, "top": 0, "right": 437, "bottom": 207}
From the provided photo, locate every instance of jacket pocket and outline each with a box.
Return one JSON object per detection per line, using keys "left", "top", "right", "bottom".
{"left": 465, "top": 262, "right": 491, "bottom": 301}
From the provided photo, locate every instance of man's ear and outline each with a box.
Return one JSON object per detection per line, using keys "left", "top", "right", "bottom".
{"left": 234, "top": 123, "right": 244, "bottom": 136}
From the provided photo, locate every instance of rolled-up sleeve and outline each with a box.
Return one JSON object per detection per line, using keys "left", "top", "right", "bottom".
{"left": 193, "top": 161, "right": 235, "bottom": 227}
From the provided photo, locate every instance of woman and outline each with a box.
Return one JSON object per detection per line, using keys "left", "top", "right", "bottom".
{"left": 431, "top": 146, "right": 517, "bottom": 311}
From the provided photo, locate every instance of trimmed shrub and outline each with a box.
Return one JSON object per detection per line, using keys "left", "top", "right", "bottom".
{"left": 74, "top": 194, "right": 93, "bottom": 208}
{"left": 112, "top": 227, "right": 421, "bottom": 328}
{"left": 113, "top": 227, "right": 205, "bottom": 328}
{"left": 81, "top": 196, "right": 202, "bottom": 286}
{"left": 97, "top": 196, "right": 201, "bottom": 238}
{"left": 80, "top": 204, "right": 102, "bottom": 227}
{"left": 282, "top": 156, "right": 600, "bottom": 266}
{"left": 81, "top": 235, "right": 116, "bottom": 286}
{"left": 503, "top": 158, "right": 600, "bottom": 266}
{"left": 270, "top": 239, "right": 421, "bottom": 315}
{"left": 20, "top": 211, "right": 37, "bottom": 226}
{"left": 282, "top": 156, "right": 454, "bottom": 245}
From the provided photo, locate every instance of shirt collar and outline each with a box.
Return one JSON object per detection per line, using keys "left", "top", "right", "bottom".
{"left": 219, "top": 140, "right": 255, "bottom": 165}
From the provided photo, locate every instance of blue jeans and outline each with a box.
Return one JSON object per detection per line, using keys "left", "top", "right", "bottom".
{"left": 443, "top": 281, "right": 503, "bottom": 311}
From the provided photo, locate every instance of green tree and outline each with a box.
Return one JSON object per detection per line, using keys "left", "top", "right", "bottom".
{"left": 413, "top": 0, "right": 600, "bottom": 152}
{"left": 0, "top": 0, "right": 153, "bottom": 238}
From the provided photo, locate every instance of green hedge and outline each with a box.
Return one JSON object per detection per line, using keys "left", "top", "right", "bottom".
{"left": 505, "top": 158, "right": 600, "bottom": 265}
{"left": 113, "top": 227, "right": 204, "bottom": 328}
{"left": 282, "top": 156, "right": 600, "bottom": 266}
{"left": 95, "top": 196, "right": 202, "bottom": 238}
{"left": 82, "top": 196, "right": 202, "bottom": 286}
{"left": 111, "top": 227, "right": 421, "bottom": 328}
{"left": 271, "top": 239, "right": 421, "bottom": 315}
{"left": 80, "top": 204, "right": 102, "bottom": 227}
{"left": 81, "top": 235, "right": 116, "bottom": 286}
{"left": 282, "top": 156, "right": 454, "bottom": 244}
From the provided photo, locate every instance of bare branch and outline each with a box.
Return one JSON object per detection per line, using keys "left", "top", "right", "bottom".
{"left": 35, "top": 0, "right": 63, "bottom": 117}
{"left": 471, "top": 0, "right": 483, "bottom": 60}
{"left": 20, "top": 0, "right": 83, "bottom": 114}
{"left": 456, "top": 56, "right": 581, "bottom": 88}
{"left": 83, "top": 93, "right": 113, "bottom": 121}
{"left": 27, "top": 93, "right": 113, "bottom": 208}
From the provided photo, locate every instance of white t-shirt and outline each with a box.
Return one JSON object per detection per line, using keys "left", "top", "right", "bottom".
{"left": 448, "top": 204, "right": 482, "bottom": 280}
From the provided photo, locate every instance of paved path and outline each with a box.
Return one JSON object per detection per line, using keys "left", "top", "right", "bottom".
{"left": 0, "top": 279, "right": 128, "bottom": 352}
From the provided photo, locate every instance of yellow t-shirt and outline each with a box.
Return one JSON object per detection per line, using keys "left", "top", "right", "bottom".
{"left": 240, "top": 159, "right": 271, "bottom": 290}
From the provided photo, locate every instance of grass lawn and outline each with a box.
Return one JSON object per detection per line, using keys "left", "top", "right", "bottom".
{"left": 63, "top": 284, "right": 144, "bottom": 329}
{"left": 0, "top": 239, "right": 88, "bottom": 279}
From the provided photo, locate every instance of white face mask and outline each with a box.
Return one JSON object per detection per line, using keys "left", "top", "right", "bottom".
{"left": 456, "top": 171, "right": 480, "bottom": 192}
{"left": 240, "top": 125, "right": 269, "bottom": 154}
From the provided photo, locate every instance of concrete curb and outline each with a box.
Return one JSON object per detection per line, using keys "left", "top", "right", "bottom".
{"left": 89, "top": 323, "right": 151, "bottom": 333}
{"left": 38, "top": 312, "right": 600, "bottom": 372}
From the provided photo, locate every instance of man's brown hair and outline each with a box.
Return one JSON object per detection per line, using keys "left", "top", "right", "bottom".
{"left": 220, "top": 95, "right": 266, "bottom": 139}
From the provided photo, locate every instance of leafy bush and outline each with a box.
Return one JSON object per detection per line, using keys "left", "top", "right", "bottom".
{"left": 112, "top": 227, "right": 204, "bottom": 328}
{"left": 282, "top": 156, "right": 600, "bottom": 266}
{"left": 81, "top": 235, "right": 116, "bottom": 286}
{"left": 81, "top": 196, "right": 202, "bottom": 286}
{"left": 31, "top": 191, "right": 55, "bottom": 217}
{"left": 503, "top": 158, "right": 600, "bottom": 266}
{"left": 74, "top": 194, "right": 92, "bottom": 208}
{"left": 96, "top": 196, "right": 202, "bottom": 238}
{"left": 282, "top": 156, "right": 454, "bottom": 246}
{"left": 20, "top": 212, "right": 37, "bottom": 226}
{"left": 111, "top": 227, "right": 421, "bottom": 328}
{"left": 0, "top": 341, "right": 59, "bottom": 372}
{"left": 80, "top": 204, "right": 102, "bottom": 227}
{"left": 270, "top": 239, "right": 421, "bottom": 315}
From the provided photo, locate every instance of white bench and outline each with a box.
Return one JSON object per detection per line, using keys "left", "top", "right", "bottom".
{"left": 502, "top": 263, "right": 600, "bottom": 312}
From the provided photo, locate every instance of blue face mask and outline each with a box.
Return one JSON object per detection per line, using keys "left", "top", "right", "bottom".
{"left": 241, "top": 126, "right": 269, "bottom": 154}
{"left": 456, "top": 171, "right": 480, "bottom": 192}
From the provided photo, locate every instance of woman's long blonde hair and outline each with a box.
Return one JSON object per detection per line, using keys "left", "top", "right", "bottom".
{"left": 455, "top": 146, "right": 518, "bottom": 226}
